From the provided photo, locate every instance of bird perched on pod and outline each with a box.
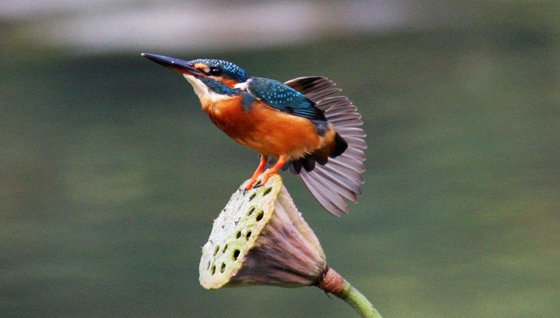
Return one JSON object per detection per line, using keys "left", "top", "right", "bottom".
{"left": 142, "top": 53, "right": 366, "bottom": 216}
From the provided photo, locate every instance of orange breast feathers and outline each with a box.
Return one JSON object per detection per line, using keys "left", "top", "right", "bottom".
{"left": 203, "top": 97, "right": 336, "bottom": 159}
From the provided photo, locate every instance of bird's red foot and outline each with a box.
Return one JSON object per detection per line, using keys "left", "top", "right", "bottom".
{"left": 244, "top": 155, "right": 269, "bottom": 191}
{"left": 244, "top": 175, "right": 261, "bottom": 191}
{"left": 244, "top": 155, "right": 287, "bottom": 191}
{"left": 259, "top": 170, "right": 275, "bottom": 187}
{"left": 254, "top": 156, "right": 287, "bottom": 189}
{"left": 244, "top": 169, "right": 275, "bottom": 191}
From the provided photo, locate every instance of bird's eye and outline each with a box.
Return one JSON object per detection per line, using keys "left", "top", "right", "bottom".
{"left": 209, "top": 66, "right": 222, "bottom": 76}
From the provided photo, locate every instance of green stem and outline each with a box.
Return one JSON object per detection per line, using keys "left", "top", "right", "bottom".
{"left": 317, "top": 267, "right": 382, "bottom": 318}
{"left": 335, "top": 280, "right": 383, "bottom": 318}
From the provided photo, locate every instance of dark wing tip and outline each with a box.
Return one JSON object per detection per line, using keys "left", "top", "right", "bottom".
{"left": 285, "top": 76, "right": 342, "bottom": 104}
{"left": 286, "top": 76, "right": 366, "bottom": 216}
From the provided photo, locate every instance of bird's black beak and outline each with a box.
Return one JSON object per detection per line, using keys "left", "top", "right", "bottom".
{"left": 141, "top": 53, "right": 203, "bottom": 76}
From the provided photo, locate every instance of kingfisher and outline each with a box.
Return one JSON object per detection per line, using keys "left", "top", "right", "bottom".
{"left": 141, "top": 53, "right": 366, "bottom": 216}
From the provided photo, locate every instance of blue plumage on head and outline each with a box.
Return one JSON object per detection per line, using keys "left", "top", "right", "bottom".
{"left": 191, "top": 59, "right": 250, "bottom": 82}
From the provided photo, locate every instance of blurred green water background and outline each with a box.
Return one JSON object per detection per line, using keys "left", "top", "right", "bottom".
{"left": 1, "top": 1, "right": 559, "bottom": 317}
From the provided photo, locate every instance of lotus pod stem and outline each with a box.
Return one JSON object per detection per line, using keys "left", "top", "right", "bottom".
{"left": 317, "top": 267, "right": 383, "bottom": 318}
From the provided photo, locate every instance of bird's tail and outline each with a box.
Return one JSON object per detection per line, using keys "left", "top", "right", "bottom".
{"left": 284, "top": 77, "right": 366, "bottom": 216}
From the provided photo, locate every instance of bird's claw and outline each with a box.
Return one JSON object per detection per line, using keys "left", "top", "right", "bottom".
{"left": 243, "top": 179, "right": 262, "bottom": 193}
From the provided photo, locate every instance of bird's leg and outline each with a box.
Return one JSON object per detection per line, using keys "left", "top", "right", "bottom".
{"left": 259, "top": 155, "right": 288, "bottom": 187}
{"left": 245, "top": 155, "right": 268, "bottom": 190}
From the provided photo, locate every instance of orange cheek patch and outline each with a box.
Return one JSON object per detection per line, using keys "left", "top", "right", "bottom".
{"left": 194, "top": 63, "right": 209, "bottom": 73}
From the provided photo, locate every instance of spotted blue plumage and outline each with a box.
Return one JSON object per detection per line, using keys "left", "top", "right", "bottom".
{"left": 246, "top": 77, "right": 326, "bottom": 122}
{"left": 191, "top": 59, "right": 250, "bottom": 82}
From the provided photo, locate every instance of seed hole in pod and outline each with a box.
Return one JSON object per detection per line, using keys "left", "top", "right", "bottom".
{"left": 246, "top": 231, "right": 252, "bottom": 240}
{"left": 233, "top": 249, "right": 240, "bottom": 261}
{"left": 256, "top": 210, "right": 264, "bottom": 222}
{"left": 222, "top": 244, "right": 228, "bottom": 253}
{"left": 247, "top": 206, "right": 255, "bottom": 216}
{"left": 236, "top": 231, "right": 241, "bottom": 239}
{"left": 211, "top": 265, "right": 216, "bottom": 275}
{"left": 206, "top": 261, "right": 211, "bottom": 270}
{"left": 213, "top": 245, "right": 220, "bottom": 256}
{"left": 254, "top": 180, "right": 262, "bottom": 187}
{"left": 263, "top": 187, "right": 272, "bottom": 196}
{"left": 249, "top": 193, "right": 257, "bottom": 201}
{"left": 220, "top": 263, "right": 226, "bottom": 273}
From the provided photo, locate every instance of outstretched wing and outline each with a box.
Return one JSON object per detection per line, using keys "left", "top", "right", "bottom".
{"left": 245, "top": 77, "right": 326, "bottom": 122}
{"left": 285, "top": 76, "right": 367, "bottom": 216}
{"left": 284, "top": 76, "right": 342, "bottom": 102}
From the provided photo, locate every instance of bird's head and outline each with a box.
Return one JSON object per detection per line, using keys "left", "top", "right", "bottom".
{"left": 142, "top": 53, "right": 250, "bottom": 102}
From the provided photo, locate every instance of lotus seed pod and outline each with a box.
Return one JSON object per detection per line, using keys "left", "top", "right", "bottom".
{"left": 199, "top": 174, "right": 327, "bottom": 289}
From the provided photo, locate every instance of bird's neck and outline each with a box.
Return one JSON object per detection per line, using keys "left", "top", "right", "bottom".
{"left": 183, "top": 75, "right": 241, "bottom": 110}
